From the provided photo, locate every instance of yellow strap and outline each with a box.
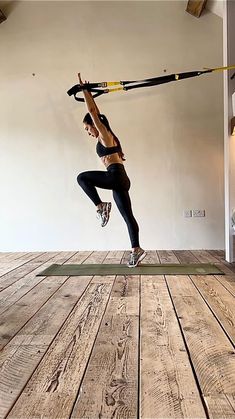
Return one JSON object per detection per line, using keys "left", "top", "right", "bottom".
{"left": 106, "top": 81, "right": 121, "bottom": 87}
{"left": 107, "top": 87, "right": 124, "bottom": 93}
{"left": 98, "top": 81, "right": 121, "bottom": 88}
{"left": 204, "top": 64, "right": 235, "bottom": 72}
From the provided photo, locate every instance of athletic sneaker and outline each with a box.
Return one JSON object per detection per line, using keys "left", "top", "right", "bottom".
{"left": 128, "top": 248, "right": 146, "bottom": 268}
{"left": 97, "top": 202, "right": 112, "bottom": 227}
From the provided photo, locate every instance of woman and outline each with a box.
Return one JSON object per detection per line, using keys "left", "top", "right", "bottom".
{"left": 77, "top": 73, "right": 146, "bottom": 267}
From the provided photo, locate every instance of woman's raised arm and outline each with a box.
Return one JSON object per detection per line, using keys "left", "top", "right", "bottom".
{"left": 78, "top": 73, "right": 109, "bottom": 140}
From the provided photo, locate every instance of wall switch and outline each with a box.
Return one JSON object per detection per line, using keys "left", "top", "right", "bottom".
{"left": 192, "top": 209, "right": 205, "bottom": 217}
{"left": 183, "top": 210, "right": 192, "bottom": 218}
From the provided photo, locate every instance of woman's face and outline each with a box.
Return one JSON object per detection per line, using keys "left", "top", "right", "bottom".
{"left": 84, "top": 123, "right": 99, "bottom": 138}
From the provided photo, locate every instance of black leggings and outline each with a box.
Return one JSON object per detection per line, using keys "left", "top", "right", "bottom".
{"left": 77, "top": 163, "right": 140, "bottom": 248}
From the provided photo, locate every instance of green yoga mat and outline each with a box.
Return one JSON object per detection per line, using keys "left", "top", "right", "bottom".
{"left": 37, "top": 263, "right": 224, "bottom": 276}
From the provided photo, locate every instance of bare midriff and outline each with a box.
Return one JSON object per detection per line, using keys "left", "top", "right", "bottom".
{"left": 101, "top": 153, "right": 124, "bottom": 169}
{"left": 98, "top": 134, "right": 124, "bottom": 169}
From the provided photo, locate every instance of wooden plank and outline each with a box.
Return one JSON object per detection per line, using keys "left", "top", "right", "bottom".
{"left": 191, "top": 249, "right": 235, "bottom": 278}
{"left": 0, "top": 252, "right": 47, "bottom": 276}
{"left": 7, "top": 280, "right": 114, "bottom": 418}
{"left": 12, "top": 252, "right": 45, "bottom": 261}
{"left": 64, "top": 250, "right": 92, "bottom": 264}
{"left": 210, "top": 262, "right": 234, "bottom": 276}
{"left": 226, "top": 394, "right": 235, "bottom": 410}
{"left": 0, "top": 275, "right": 91, "bottom": 419}
{"left": 0, "top": 251, "right": 75, "bottom": 294}
{"left": 142, "top": 250, "right": 159, "bottom": 264}
{"left": 193, "top": 250, "right": 223, "bottom": 264}
{"left": 208, "top": 250, "right": 235, "bottom": 275}
{"left": 71, "top": 275, "right": 140, "bottom": 418}
{"left": 0, "top": 275, "right": 45, "bottom": 316}
{"left": 103, "top": 250, "right": 125, "bottom": 264}
{"left": 0, "top": 251, "right": 45, "bottom": 264}
{"left": 23, "top": 252, "right": 59, "bottom": 262}
{"left": 166, "top": 275, "right": 235, "bottom": 417}
{"left": 176, "top": 248, "right": 235, "bottom": 299}
{"left": 8, "top": 252, "right": 122, "bottom": 418}
{"left": 215, "top": 274, "right": 235, "bottom": 297}
{"left": 0, "top": 252, "right": 79, "bottom": 350}
{"left": 0, "top": 276, "right": 70, "bottom": 351}
{"left": 209, "top": 250, "right": 225, "bottom": 259}
{"left": 0, "top": 252, "right": 44, "bottom": 261}
{"left": 157, "top": 250, "right": 180, "bottom": 264}
{"left": 204, "top": 394, "right": 235, "bottom": 418}
{"left": 89, "top": 251, "right": 125, "bottom": 283}
{"left": 191, "top": 274, "right": 235, "bottom": 344}
{"left": 186, "top": 0, "right": 207, "bottom": 18}
{"left": 0, "top": 253, "right": 14, "bottom": 260}
{"left": 173, "top": 250, "right": 199, "bottom": 264}
{"left": 140, "top": 275, "right": 206, "bottom": 418}
{"left": 0, "top": 254, "right": 75, "bottom": 314}
{"left": 191, "top": 249, "right": 219, "bottom": 263}
{"left": 109, "top": 274, "right": 139, "bottom": 315}
{"left": 83, "top": 250, "right": 109, "bottom": 264}
{"left": 0, "top": 252, "right": 59, "bottom": 291}
{"left": 0, "top": 252, "right": 31, "bottom": 261}
{"left": 91, "top": 251, "right": 125, "bottom": 283}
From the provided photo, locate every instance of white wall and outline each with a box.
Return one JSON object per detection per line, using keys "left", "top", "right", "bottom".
{"left": 0, "top": 1, "right": 224, "bottom": 251}
{"left": 206, "top": 0, "right": 223, "bottom": 18}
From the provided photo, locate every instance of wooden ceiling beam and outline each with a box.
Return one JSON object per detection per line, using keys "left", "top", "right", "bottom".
{"left": 186, "top": 0, "right": 207, "bottom": 17}
{"left": 0, "top": 9, "right": 7, "bottom": 24}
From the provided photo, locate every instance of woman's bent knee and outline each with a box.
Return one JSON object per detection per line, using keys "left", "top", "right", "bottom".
{"left": 77, "top": 172, "right": 86, "bottom": 185}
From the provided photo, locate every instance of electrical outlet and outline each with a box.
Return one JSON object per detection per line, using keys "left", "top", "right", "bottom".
{"left": 183, "top": 210, "right": 192, "bottom": 218}
{"left": 192, "top": 209, "right": 205, "bottom": 217}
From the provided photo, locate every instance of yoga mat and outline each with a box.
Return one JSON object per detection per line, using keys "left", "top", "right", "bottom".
{"left": 37, "top": 263, "right": 224, "bottom": 276}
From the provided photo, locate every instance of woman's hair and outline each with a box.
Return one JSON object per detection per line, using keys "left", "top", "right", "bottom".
{"left": 83, "top": 113, "right": 126, "bottom": 161}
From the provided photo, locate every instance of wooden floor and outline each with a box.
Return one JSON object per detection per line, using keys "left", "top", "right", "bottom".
{"left": 0, "top": 250, "right": 235, "bottom": 419}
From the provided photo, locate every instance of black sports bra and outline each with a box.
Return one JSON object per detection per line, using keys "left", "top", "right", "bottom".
{"left": 96, "top": 140, "right": 121, "bottom": 158}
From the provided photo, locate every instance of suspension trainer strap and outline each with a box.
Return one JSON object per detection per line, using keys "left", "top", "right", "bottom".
{"left": 67, "top": 65, "right": 235, "bottom": 102}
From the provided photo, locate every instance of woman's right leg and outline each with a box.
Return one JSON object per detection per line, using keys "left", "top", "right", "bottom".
{"left": 77, "top": 170, "right": 116, "bottom": 226}
{"left": 77, "top": 170, "right": 117, "bottom": 205}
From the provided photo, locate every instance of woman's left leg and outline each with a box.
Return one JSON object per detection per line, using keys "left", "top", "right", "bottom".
{"left": 112, "top": 189, "right": 140, "bottom": 248}
{"left": 113, "top": 189, "right": 146, "bottom": 266}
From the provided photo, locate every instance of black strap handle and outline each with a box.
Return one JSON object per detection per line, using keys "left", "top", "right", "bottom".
{"left": 67, "top": 83, "right": 106, "bottom": 102}
{"left": 74, "top": 90, "right": 105, "bottom": 102}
